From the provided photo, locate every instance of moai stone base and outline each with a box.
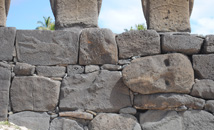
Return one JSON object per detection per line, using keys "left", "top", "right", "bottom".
{"left": 50, "top": 0, "right": 102, "bottom": 30}
{"left": 0, "top": 0, "right": 10, "bottom": 27}
{"left": 142, "top": 0, "right": 194, "bottom": 32}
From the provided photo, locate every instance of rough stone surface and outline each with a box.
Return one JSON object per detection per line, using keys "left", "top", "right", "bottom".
{"left": 16, "top": 30, "right": 79, "bottom": 65}
{"left": 36, "top": 66, "right": 65, "bottom": 77}
{"left": 193, "top": 54, "right": 214, "bottom": 80}
{"left": 60, "top": 70, "right": 131, "bottom": 112}
{"left": 14, "top": 63, "right": 35, "bottom": 76}
{"left": 190, "top": 79, "right": 214, "bottom": 100}
{"left": 59, "top": 111, "right": 93, "bottom": 120}
{"left": 119, "top": 107, "right": 137, "bottom": 115}
{"left": 205, "top": 100, "right": 214, "bottom": 114}
{"left": 67, "top": 65, "right": 84, "bottom": 76}
{"left": 116, "top": 30, "right": 160, "bottom": 59}
{"left": 118, "top": 59, "right": 131, "bottom": 65}
{"left": 134, "top": 94, "right": 205, "bottom": 111}
{"left": 203, "top": 35, "right": 214, "bottom": 53}
{"left": 0, "top": 27, "right": 16, "bottom": 61}
{"left": 140, "top": 110, "right": 182, "bottom": 130}
{"left": 11, "top": 76, "right": 60, "bottom": 112}
{"left": 0, "top": 63, "right": 11, "bottom": 121}
{"left": 9, "top": 111, "right": 50, "bottom": 130}
{"left": 162, "top": 34, "right": 204, "bottom": 54}
{"left": 89, "top": 113, "right": 141, "bottom": 130}
{"left": 50, "top": 0, "right": 102, "bottom": 29}
{"left": 50, "top": 118, "right": 84, "bottom": 130}
{"left": 142, "top": 0, "right": 193, "bottom": 32}
{"left": 101, "top": 64, "right": 122, "bottom": 71}
{"left": 85, "top": 65, "right": 100, "bottom": 73}
{"left": 123, "top": 53, "right": 194, "bottom": 94}
{"left": 79, "top": 28, "right": 118, "bottom": 65}
{"left": 0, "top": 0, "right": 10, "bottom": 27}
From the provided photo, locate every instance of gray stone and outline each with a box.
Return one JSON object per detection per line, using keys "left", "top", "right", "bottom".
{"left": 0, "top": 0, "right": 10, "bottom": 27}
{"left": 203, "top": 35, "right": 214, "bottom": 53}
{"left": 142, "top": 0, "right": 194, "bottom": 32}
{"left": 134, "top": 94, "right": 205, "bottom": 111}
{"left": 190, "top": 79, "right": 214, "bottom": 100}
{"left": 85, "top": 65, "right": 100, "bottom": 73}
{"left": 79, "top": 28, "right": 118, "bottom": 65}
{"left": 89, "top": 113, "right": 141, "bottom": 130}
{"left": 119, "top": 107, "right": 137, "bottom": 115}
{"left": 50, "top": 118, "right": 84, "bottom": 130}
{"left": 60, "top": 70, "right": 131, "bottom": 112}
{"left": 0, "top": 27, "right": 16, "bottom": 61}
{"left": 162, "top": 34, "right": 204, "bottom": 54}
{"left": 123, "top": 53, "right": 194, "bottom": 94}
{"left": 205, "top": 100, "right": 214, "bottom": 114}
{"left": 0, "top": 63, "right": 11, "bottom": 121}
{"left": 9, "top": 111, "right": 50, "bottom": 130}
{"left": 50, "top": 0, "right": 102, "bottom": 29}
{"left": 11, "top": 76, "right": 60, "bottom": 112}
{"left": 101, "top": 64, "right": 122, "bottom": 71}
{"left": 14, "top": 62, "right": 35, "bottom": 76}
{"left": 16, "top": 30, "right": 79, "bottom": 65}
{"left": 193, "top": 54, "right": 214, "bottom": 80}
{"left": 118, "top": 59, "right": 131, "bottom": 65}
{"left": 116, "top": 30, "right": 160, "bottom": 59}
{"left": 36, "top": 66, "right": 65, "bottom": 77}
{"left": 140, "top": 110, "right": 182, "bottom": 130}
{"left": 59, "top": 111, "right": 93, "bottom": 120}
{"left": 67, "top": 65, "right": 84, "bottom": 76}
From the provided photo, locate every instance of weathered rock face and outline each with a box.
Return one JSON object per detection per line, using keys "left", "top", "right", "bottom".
{"left": 116, "top": 30, "right": 160, "bottom": 59}
{"left": 0, "top": 0, "right": 10, "bottom": 27}
{"left": 14, "top": 63, "right": 35, "bottom": 76}
{"left": 50, "top": 118, "right": 84, "bottom": 130}
{"left": 50, "top": 0, "right": 102, "bottom": 29}
{"left": 59, "top": 111, "right": 93, "bottom": 120}
{"left": 122, "top": 53, "right": 194, "bottom": 94}
{"left": 16, "top": 30, "right": 79, "bottom": 65}
{"left": 134, "top": 94, "right": 205, "bottom": 110}
{"left": 60, "top": 70, "right": 131, "bottom": 112}
{"left": 67, "top": 65, "right": 84, "bottom": 76}
{"left": 142, "top": 0, "right": 194, "bottom": 32}
{"left": 0, "top": 63, "right": 11, "bottom": 121}
{"left": 193, "top": 54, "right": 214, "bottom": 80}
{"left": 11, "top": 76, "right": 60, "bottom": 112}
{"left": 9, "top": 111, "right": 50, "bottom": 130}
{"left": 89, "top": 113, "right": 141, "bottom": 130}
{"left": 0, "top": 27, "right": 16, "bottom": 61}
{"left": 205, "top": 100, "right": 214, "bottom": 114}
{"left": 36, "top": 66, "right": 65, "bottom": 77}
{"left": 79, "top": 28, "right": 118, "bottom": 65}
{"left": 85, "top": 65, "right": 100, "bottom": 73}
{"left": 162, "top": 34, "right": 204, "bottom": 54}
{"left": 190, "top": 79, "right": 214, "bottom": 100}
{"left": 203, "top": 35, "right": 214, "bottom": 53}
{"left": 119, "top": 107, "right": 137, "bottom": 115}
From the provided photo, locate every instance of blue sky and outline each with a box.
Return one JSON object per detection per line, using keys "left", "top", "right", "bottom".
{"left": 7, "top": 0, "right": 214, "bottom": 35}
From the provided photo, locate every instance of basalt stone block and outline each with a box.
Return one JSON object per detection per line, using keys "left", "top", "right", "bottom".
{"left": 11, "top": 76, "right": 60, "bottom": 112}
{"left": 0, "top": 63, "right": 11, "bottom": 121}
{"left": 60, "top": 70, "right": 131, "bottom": 112}
{"left": 0, "top": 27, "right": 16, "bottom": 61}
{"left": 16, "top": 30, "right": 79, "bottom": 65}
{"left": 203, "top": 35, "right": 214, "bottom": 53}
{"left": 142, "top": 0, "right": 194, "bottom": 32}
{"left": 0, "top": 0, "right": 10, "bottom": 27}
{"left": 205, "top": 100, "right": 214, "bottom": 114}
{"left": 193, "top": 54, "right": 214, "bottom": 80}
{"left": 36, "top": 66, "right": 66, "bottom": 77}
{"left": 89, "top": 113, "right": 141, "bottom": 130}
{"left": 122, "top": 53, "right": 194, "bottom": 94}
{"left": 79, "top": 28, "right": 118, "bottom": 65}
{"left": 134, "top": 94, "right": 205, "bottom": 111}
{"left": 50, "top": 0, "right": 102, "bottom": 29}
{"left": 116, "top": 30, "right": 160, "bottom": 59}
{"left": 190, "top": 79, "right": 214, "bottom": 100}
{"left": 50, "top": 118, "right": 84, "bottom": 130}
{"left": 14, "top": 63, "right": 35, "bottom": 76}
{"left": 162, "top": 34, "right": 204, "bottom": 54}
{"left": 9, "top": 111, "right": 50, "bottom": 130}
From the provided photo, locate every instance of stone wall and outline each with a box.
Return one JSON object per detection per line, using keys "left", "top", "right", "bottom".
{"left": 0, "top": 27, "right": 214, "bottom": 130}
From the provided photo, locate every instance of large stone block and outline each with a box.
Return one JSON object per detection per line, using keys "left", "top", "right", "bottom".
{"left": 11, "top": 76, "right": 60, "bottom": 112}
{"left": 203, "top": 35, "right": 214, "bottom": 53}
{"left": 122, "top": 53, "right": 194, "bottom": 94}
{"left": 89, "top": 113, "right": 141, "bottom": 130}
{"left": 193, "top": 54, "right": 214, "bottom": 80}
{"left": 9, "top": 111, "right": 50, "bottom": 130}
{"left": 116, "top": 30, "right": 160, "bottom": 59}
{"left": 14, "top": 63, "right": 35, "bottom": 76}
{"left": 205, "top": 100, "right": 214, "bottom": 114}
{"left": 0, "top": 63, "right": 11, "bottom": 121}
{"left": 60, "top": 70, "right": 131, "bottom": 112}
{"left": 79, "top": 28, "right": 118, "bottom": 65}
{"left": 16, "top": 30, "right": 79, "bottom": 65}
{"left": 162, "top": 34, "right": 204, "bottom": 54}
{"left": 36, "top": 66, "right": 66, "bottom": 77}
{"left": 0, "top": 27, "right": 16, "bottom": 61}
{"left": 50, "top": 118, "right": 84, "bottom": 130}
{"left": 0, "top": 0, "right": 10, "bottom": 27}
{"left": 142, "top": 0, "right": 194, "bottom": 32}
{"left": 134, "top": 94, "right": 205, "bottom": 111}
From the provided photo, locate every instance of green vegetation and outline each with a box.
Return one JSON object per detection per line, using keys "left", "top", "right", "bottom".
{"left": 0, "top": 121, "right": 11, "bottom": 126}
{"left": 36, "top": 16, "right": 55, "bottom": 30}
{"left": 124, "top": 24, "right": 147, "bottom": 32}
